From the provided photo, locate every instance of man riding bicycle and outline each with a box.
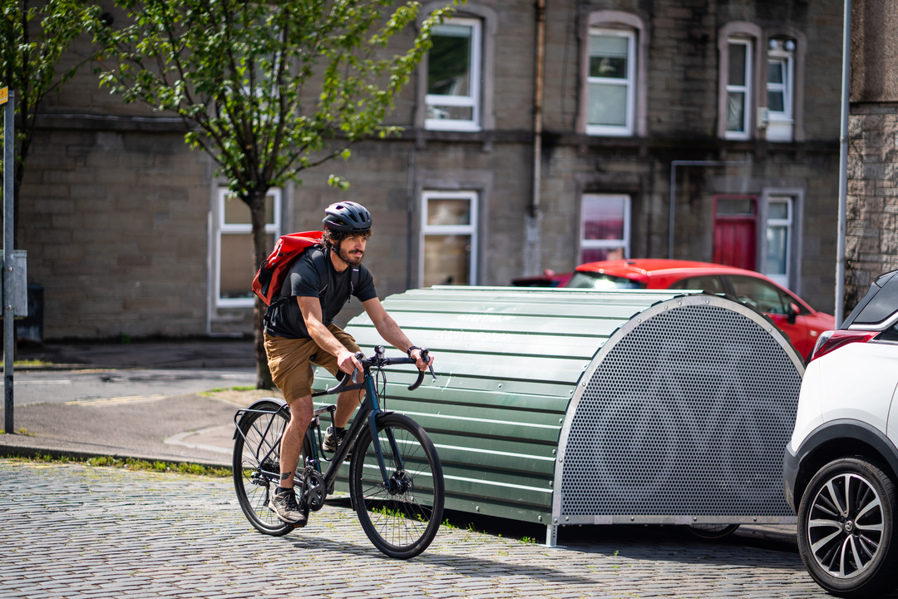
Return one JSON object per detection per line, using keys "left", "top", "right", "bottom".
{"left": 262, "top": 200, "right": 433, "bottom": 526}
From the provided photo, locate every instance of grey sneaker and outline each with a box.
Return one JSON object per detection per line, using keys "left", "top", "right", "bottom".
{"left": 268, "top": 488, "right": 308, "bottom": 526}
{"left": 322, "top": 426, "right": 347, "bottom": 453}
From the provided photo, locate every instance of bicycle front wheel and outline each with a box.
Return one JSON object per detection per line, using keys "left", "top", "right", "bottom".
{"left": 233, "top": 400, "right": 305, "bottom": 536}
{"left": 349, "top": 413, "right": 444, "bottom": 559}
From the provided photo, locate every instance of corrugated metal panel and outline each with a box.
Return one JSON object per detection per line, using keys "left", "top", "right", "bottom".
{"left": 315, "top": 286, "right": 686, "bottom": 524}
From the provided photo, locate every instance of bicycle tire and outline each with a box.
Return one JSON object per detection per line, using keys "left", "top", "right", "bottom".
{"left": 349, "top": 413, "right": 444, "bottom": 559}
{"left": 233, "top": 400, "right": 310, "bottom": 536}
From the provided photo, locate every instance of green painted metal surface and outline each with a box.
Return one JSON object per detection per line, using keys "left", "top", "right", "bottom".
{"left": 314, "top": 286, "right": 689, "bottom": 524}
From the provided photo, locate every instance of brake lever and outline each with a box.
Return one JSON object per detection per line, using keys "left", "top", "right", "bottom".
{"left": 353, "top": 351, "right": 366, "bottom": 383}
{"left": 421, "top": 349, "right": 437, "bottom": 383}
{"left": 407, "top": 348, "right": 436, "bottom": 391}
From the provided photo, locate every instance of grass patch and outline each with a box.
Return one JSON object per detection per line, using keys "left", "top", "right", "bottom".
{"left": 201, "top": 385, "right": 257, "bottom": 396}
{"left": 0, "top": 428, "right": 34, "bottom": 436}
{"left": 7, "top": 452, "right": 230, "bottom": 477}
{"left": 13, "top": 359, "right": 52, "bottom": 367}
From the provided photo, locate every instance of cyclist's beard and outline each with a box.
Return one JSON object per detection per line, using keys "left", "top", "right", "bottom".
{"left": 336, "top": 242, "right": 364, "bottom": 267}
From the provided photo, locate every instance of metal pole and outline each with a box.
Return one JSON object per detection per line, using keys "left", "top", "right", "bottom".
{"left": 3, "top": 90, "right": 13, "bottom": 434}
{"left": 835, "top": 0, "right": 852, "bottom": 327}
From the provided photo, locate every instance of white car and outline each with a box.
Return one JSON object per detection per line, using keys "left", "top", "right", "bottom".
{"left": 784, "top": 269, "right": 898, "bottom": 598}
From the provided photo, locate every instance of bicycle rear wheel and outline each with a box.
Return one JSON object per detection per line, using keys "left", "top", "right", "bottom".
{"left": 233, "top": 400, "right": 309, "bottom": 536}
{"left": 349, "top": 413, "right": 444, "bottom": 559}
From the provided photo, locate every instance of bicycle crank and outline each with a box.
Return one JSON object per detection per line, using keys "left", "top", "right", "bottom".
{"left": 299, "top": 467, "right": 327, "bottom": 511}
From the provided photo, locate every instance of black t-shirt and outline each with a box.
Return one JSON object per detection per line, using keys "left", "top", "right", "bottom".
{"left": 263, "top": 246, "right": 377, "bottom": 339}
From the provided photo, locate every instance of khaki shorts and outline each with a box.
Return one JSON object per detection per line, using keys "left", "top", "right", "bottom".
{"left": 264, "top": 324, "right": 361, "bottom": 402}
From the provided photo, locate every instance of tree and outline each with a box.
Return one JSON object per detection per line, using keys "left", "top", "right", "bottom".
{"left": 89, "top": 0, "right": 454, "bottom": 388}
{"left": 0, "top": 0, "right": 94, "bottom": 243}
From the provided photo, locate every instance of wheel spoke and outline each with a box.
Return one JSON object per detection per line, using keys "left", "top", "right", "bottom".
{"left": 839, "top": 536, "right": 853, "bottom": 577}
{"left": 857, "top": 533, "right": 880, "bottom": 559}
{"left": 811, "top": 529, "right": 843, "bottom": 554}
{"left": 824, "top": 478, "right": 847, "bottom": 517}
{"left": 809, "top": 517, "right": 841, "bottom": 530}
{"left": 856, "top": 497, "right": 882, "bottom": 522}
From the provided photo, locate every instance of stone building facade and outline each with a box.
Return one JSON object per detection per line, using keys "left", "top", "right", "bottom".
{"left": 845, "top": 1, "right": 898, "bottom": 309}
{"left": 18, "top": 0, "right": 843, "bottom": 340}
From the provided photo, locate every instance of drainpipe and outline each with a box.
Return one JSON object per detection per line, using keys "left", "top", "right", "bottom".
{"left": 835, "top": 0, "right": 851, "bottom": 327}
{"left": 524, "top": 0, "right": 546, "bottom": 276}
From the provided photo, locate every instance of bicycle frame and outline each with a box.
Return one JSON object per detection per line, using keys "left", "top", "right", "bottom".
{"left": 234, "top": 347, "right": 432, "bottom": 499}
{"left": 308, "top": 355, "right": 417, "bottom": 493}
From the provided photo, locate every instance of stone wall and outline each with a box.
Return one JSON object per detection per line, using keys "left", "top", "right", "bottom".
{"left": 845, "top": 107, "right": 898, "bottom": 309}
{"left": 842, "top": 0, "right": 898, "bottom": 312}
{"left": 20, "top": 127, "right": 213, "bottom": 339}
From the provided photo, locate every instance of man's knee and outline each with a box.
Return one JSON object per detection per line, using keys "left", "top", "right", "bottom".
{"left": 287, "top": 396, "right": 313, "bottom": 426}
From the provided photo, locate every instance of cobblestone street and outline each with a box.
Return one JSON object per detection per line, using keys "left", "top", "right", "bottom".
{"left": 0, "top": 459, "right": 863, "bottom": 599}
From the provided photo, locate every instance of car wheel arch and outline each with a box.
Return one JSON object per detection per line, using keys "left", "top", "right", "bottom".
{"left": 792, "top": 419, "right": 898, "bottom": 510}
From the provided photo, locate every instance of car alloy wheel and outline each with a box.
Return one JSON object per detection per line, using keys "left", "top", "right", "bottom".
{"left": 797, "top": 457, "right": 898, "bottom": 597}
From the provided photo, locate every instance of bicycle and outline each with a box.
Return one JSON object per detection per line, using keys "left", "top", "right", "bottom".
{"left": 232, "top": 345, "right": 444, "bottom": 559}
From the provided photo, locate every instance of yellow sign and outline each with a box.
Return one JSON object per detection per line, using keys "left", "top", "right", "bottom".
{"left": 0, "top": 87, "right": 7, "bottom": 105}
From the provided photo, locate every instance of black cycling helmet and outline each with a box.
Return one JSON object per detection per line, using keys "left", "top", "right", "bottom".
{"left": 322, "top": 201, "right": 372, "bottom": 233}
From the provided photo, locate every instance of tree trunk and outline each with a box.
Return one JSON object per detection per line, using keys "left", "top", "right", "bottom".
{"left": 248, "top": 189, "right": 275, "bottom": 389}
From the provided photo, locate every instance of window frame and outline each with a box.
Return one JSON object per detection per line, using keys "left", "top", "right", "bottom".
{"left": 766, "top": 56, "right": 792, "bottom": 121}
{"left": 579, "top": 193, "right": 631, "bottom": 263}
{"left": 215, "top": 187, "right": 282, "bottom": 308}
{"left": 577, "top": 11, "right": 647, "bottom": 138}
{"left": 725, "top": 38, "right": 753, "bottom": 140}
{"left": 717, "top": 22, "right": 762, "bottom": 141}
{"left": 765, "top": 38, "right": 797, "bottom": 141}
{"left": 763, "top": 196, "right": 794, "bottom": 289}
{"left": 585, "top": 28, "right": 636, "bottom": 137}
{"left": 419, "top": 189, "right": 479, "bottom": 287}
{"left": 424, "top": 17, "right": 482, "bottom": 132}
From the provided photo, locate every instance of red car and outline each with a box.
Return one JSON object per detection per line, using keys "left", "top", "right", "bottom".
{"left": 564, "top": 259, "right": 835, "bottom": 362}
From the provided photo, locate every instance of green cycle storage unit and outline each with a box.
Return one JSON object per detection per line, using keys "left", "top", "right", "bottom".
{"left": 315, "top": 286, "right": 803, "bottom": 545}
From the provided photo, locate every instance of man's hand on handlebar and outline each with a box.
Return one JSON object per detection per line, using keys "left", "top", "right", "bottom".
{"left": 337, "top": 349, "right": 363, "bottom": 383}
{"left": 408, "top": 347, "right": 434, "bottom": 372}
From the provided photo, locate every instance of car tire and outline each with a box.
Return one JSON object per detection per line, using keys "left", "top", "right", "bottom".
{"left": 797, "top": 457, "right": 898, "bottom": 598}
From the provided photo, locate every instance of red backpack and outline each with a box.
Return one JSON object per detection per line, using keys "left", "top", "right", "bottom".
{"left": 252, "top": 231, "right": 324, "bottom": 306}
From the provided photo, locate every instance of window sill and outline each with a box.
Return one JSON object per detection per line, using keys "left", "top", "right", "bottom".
{"left": 585, "top": 127, "right": 634, "bottom": 138}
{"left": 217, "top": 298, "right": 255, "bottom": 310}
{"left": 425, "top": 120, "right": 482, "bottom": 133}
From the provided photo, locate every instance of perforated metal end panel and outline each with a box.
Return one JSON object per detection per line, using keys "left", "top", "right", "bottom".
{"left": 557, "top": 296, "right": 802, "bottom": 519}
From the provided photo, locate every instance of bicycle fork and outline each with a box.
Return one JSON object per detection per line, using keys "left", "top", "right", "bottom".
{"left": 362, "top": 376, "right": 408, "bottom": 496}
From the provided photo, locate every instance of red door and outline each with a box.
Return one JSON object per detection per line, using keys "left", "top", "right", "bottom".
{"left": 713, "top": 196, "right": 757, "bottom": 270}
